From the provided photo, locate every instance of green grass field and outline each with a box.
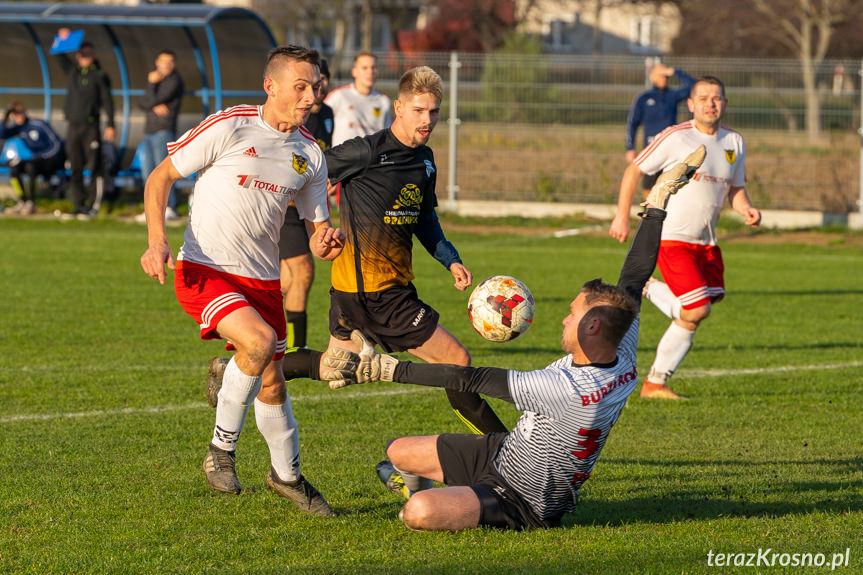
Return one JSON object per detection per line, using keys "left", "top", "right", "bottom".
{"left": 1, "top": 218, "right": 861, "bottom": 574}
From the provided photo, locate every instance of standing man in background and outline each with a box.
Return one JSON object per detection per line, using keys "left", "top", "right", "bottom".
{"left": 625, "top": 64, "right": 694, "bottom": 198}
{"left": 325, "top": 52, "right": 391, "bottom": 147}
{"left": 610, "top": 76, "right": 761, "bottom": 400}
{"left": 56, "top": 31, "right": 115, "bottom": 220}
{"left": 136, "top": 50, "right": 184, "bottom": 222}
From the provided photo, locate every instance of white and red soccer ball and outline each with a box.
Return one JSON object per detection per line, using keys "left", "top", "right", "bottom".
{"left": 468, "top": 275, "right": 535, "bottom": 342}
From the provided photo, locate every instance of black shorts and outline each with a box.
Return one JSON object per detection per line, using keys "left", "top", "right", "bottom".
{"left": 437, "top": 433, "right": 558, "bottom": 530}
{"left": 641, "top": 172, "right": 659, "bottom": 191}
{"left": 278, "top": 204, "right": 311, "bottom": 260}
{"left": 328, "top": 283, "right": 439, "bottom": 353}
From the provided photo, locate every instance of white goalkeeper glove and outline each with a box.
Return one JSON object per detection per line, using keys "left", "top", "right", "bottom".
{"left": 350, "top": 329, "right": 398, "bottom": 384}
{"left": 321, "top": 347, "right": 360, "bottom": 390}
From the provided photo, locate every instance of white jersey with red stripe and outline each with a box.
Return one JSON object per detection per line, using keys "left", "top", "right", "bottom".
{"left": 635, "top": 120, "right": 746, "bottom": 246}
{"left": 325, "top": 84, "right": 392, "bottom": 146}
{"left": 168, "top": 105, "right": 328, "bottom": 281}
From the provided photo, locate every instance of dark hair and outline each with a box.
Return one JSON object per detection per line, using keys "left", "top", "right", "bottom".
{"left": 690, "top": 75, "right": 726, "bottom": 99}
{"left": 156, "top": 50, "right": 176, "bottom": 59}
{"left": 319, "top": 58, "right": 330, "bottom": 79}
{"left": 8, "top": 101, "right": 26, "bottom": 115}
{"left": 580, "top": 278, "right": 637, "bottom": 348}
{"left": 79, "top": 41, "right": 94, "bottom": 52}
{"left": 264, "top": 45, "right": 321, "bottom": 80}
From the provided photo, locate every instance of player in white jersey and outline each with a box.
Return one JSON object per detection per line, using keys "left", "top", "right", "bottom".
{"left": 325, "top": 52, "right": 392, "bottom": 147}
{"left": 609, "top": 76, "right": 761, "bottom": 400}
{"left": 316, "top": 146, "right": 706, "bottom": 530}
{"left": 139, "top": 46, "right": 345, "bottom": 516}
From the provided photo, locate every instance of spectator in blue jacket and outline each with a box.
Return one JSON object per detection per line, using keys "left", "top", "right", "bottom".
{"left": 1, "top": 102, "right": 65, "bottom": 215}
{"left": 624, "top": 64, "right": 694, "bottom": 195}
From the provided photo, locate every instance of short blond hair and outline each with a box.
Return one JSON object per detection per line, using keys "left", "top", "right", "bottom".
{"left": 398, "top": 66, "right": 442, "bottom": 102}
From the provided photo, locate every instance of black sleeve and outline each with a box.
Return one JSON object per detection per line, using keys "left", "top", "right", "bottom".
{"left": 616, "top": 207, "right": 665, "bottom": 310}
{"left": 393, "top": 362, "right": 514, "bottom": 403}
{"left": 324, "top": 136, "right": 371, "bottom": 185}
{"left": 415, "top": 210, "right": 461, "bottom": 269}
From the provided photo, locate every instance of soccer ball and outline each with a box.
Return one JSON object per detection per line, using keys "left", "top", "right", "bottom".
{"left": 467, "top": 275, "right": 535, "bottom": 342}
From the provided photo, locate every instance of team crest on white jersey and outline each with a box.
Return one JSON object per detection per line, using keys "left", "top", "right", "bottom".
{"left": 292, "top": 152, "right": 308, "bottom": 175}
{"left": 725, "top": 149, "right": 736, "bottom": 164}
{"left": 373, "top": 107, "right": 382, "bottom": 117}
{"left": 424, "top": 160, "right": 435, "bottom": 178}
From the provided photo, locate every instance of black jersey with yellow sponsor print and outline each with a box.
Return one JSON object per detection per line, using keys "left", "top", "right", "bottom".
{"left": 326, "top": 128, "right": 440, "bottom": 293}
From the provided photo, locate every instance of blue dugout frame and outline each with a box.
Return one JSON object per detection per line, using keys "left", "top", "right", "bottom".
{"left": 0, "top": 2, "right": 277, "bottom": 162}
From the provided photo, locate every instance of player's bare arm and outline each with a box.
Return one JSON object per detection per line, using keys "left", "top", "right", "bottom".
{"left": 609, "top": 162, "right": 644, "bottom": 242}
{"left": 728, "top": 186, "right": 761, "bottom": 227}
{"left": 140, "top": 157, "right": 183, "bottom": 284}
{"left": 449, "top": 263, "right": 472, "bottom": 291}
{"left": 306, "top": 220, "right": 345, "bottom": 261}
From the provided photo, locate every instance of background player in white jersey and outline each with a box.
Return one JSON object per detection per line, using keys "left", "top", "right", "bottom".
{"left": 609, "top": 76, "right": 761, "bottom": 400}
{"left": 139, "top": 45, "right": 345, "bottom": 516}
{"left": 318, "top": 147, "right": 706, "bottom": 530}
{"left": 325, "top": 52, "right": 392, "bottom": 147}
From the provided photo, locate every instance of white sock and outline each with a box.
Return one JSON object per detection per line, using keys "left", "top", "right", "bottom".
{"left": 647, "top": 322, "right": 695, "bottom": 385}
{"left": 211, "top": 357, "right": 261, "bottom": 452}
{"left": 645, "top": 280, "right": 682, "bottom": 320}
{"left": 255, "top": 398, "right": 301, "bottom": 482}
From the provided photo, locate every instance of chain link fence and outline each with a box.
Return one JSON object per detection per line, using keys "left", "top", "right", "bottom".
{"left": 343, "top": 52, "right": 862, "bottom": 214}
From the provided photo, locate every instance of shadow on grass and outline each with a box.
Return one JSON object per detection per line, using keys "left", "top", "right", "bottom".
{"left": 635, "top": 341, "right": 862, "bottom": 354}
{"left": 565, "top": 457, "right": 863, "bottom": 527}
{"left": 732, "top": 289, "right": 863, "bottom": 296}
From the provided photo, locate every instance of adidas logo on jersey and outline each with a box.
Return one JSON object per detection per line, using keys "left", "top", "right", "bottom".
{"left": 243, "top": 147, "right": 258, "bottom": 158}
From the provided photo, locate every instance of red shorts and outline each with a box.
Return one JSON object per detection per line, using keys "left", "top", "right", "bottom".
{"left": 657, "top": 241, "right": 725, "bottom": 309}
{"left": 174, "top": 260, "right": 287, "bottom": 359}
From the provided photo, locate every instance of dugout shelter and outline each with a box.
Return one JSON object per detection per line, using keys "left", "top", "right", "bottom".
{"left": 0, "top": 2, "right": 277, "bottom": 168}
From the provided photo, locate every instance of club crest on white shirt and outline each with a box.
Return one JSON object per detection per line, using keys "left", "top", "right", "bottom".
{"left": 725, "top": 149, "right": 736, "bottom": 164}
{"left": 292, "top": 152, "right": 308, "bottom": 175}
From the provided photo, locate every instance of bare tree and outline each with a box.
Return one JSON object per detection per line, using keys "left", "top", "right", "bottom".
{"left": 750, "top": 0, "right": 851, "bottom": 141}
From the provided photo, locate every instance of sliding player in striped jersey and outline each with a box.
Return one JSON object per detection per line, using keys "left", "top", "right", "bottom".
{"left": 140, "top": 45, "right": 344, "bottom": 516}
{"left": 320, "top": 146, "right": 706, "bottom": 531}
{"left": 610, "top": 76, "right": 761, "bottom": 400}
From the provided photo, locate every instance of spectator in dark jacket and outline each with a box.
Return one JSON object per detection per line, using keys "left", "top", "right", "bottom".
{"left": 56, "top": 32, "right": 115, "bottom": 220}
{"left": 1, "top": 102, "right": 65, "bottom": 215}
{"left": 624, "top": 64, "right": 694, "bottom": 196}
{"left": 135, "top": 50, "right": 184, "bottom": 222}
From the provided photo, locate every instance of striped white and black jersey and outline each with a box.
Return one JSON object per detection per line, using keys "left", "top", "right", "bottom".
{"left": 494, "top": 317, "right": 640, "bottom": 520}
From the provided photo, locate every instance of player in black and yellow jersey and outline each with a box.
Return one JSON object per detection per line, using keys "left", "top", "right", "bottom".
{"left": 282, "top": 66, "right": 507, "bottom": 494}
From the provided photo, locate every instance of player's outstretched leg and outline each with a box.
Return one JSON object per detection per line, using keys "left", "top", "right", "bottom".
{"left": 642, "top": 144, "right": 706, "bottom": 210}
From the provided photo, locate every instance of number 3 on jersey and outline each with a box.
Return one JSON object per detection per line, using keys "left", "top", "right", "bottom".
{"left": 571, "top": 427, "right": 602, "bottom": 459}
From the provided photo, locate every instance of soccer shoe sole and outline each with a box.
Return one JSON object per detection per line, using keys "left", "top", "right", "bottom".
{"left": 206, "top": 356, "right": 229, "bottom": 408}
{"left": 643, "top": 144, "right": 707, "bottom": 209}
